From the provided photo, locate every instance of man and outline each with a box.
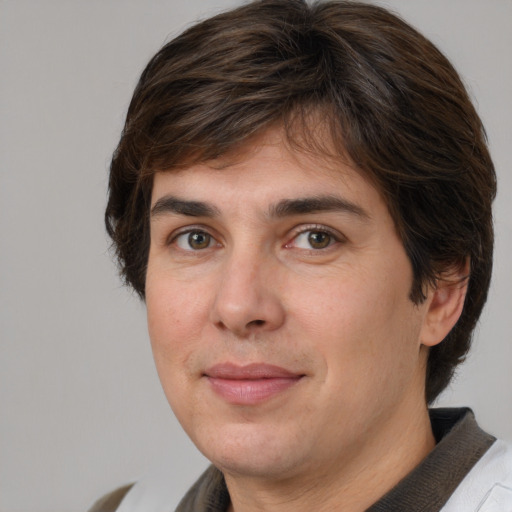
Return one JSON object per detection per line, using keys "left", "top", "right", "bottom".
{"left": 91, "top": 1, "right": 511, "bottom": 510}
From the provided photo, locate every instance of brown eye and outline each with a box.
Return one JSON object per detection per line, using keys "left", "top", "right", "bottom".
{"left": 188, "top": 231, "right": 211, "bottom": 249}
{"left": 175, "top": 230, "right": 214, "bottom": 250}
{"left": 290, "top": 229, "right": 336, "bottom": 250}
{"left": 307, "top": 231, "right": 332, "bottom": 249}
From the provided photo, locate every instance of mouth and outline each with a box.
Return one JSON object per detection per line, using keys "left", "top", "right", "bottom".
{"left": 203, "top": 363, "right": 305, "bottom": 405}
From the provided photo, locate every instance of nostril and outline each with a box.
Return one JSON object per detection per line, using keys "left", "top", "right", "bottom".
{"left": 249, "top": 319, "right": 265, "bottom": 327}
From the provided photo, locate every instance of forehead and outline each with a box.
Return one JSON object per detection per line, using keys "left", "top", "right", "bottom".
{"left": 151, "top": 127, "right": 386, "bottom": 215}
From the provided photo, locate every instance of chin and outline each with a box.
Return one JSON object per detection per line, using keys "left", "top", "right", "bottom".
{"left": 194, "top": 421, "right": 306, "bottom": 479}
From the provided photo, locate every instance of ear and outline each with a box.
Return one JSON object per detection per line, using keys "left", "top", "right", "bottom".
{"left": 420, "top": 259, "right": 470, "bottom": 348}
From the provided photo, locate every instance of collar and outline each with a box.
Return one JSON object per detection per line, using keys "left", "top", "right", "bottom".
{"left": 367, "top": 408, "right": 495, "bottom": 511}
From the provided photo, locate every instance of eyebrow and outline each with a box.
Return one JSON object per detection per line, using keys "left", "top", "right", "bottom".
{"left": 150, "top": 194, "right": 369, "bottom": 220}
{"left": 269, "top": 196, "right": 370, "bottom": 220}
{"left": 151, "top": 196, "right": 221, "bottom": 218}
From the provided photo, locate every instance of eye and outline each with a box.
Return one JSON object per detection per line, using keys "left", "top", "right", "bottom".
{"left": 291, "top": 229, "right": 336, "bottom": 250}
{"left": 174, "top": 230, "right": 216, "bottom": 250}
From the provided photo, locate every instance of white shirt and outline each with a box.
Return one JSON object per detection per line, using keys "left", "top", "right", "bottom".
{"left": 442, "top": 440, "right": 512, "bottom": 511}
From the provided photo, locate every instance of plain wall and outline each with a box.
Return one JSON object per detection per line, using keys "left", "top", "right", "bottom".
{"left": 0, "top": 1, "right": 510, "bottom": 511}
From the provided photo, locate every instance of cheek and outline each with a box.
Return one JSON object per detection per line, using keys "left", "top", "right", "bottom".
{"left": 290, "top": 265, "right": 422, "bottom": 388}
{"left": 145, "top": 278, "right": 207, "bottom": 425}
{"left": 145, "top": 270, "right": 209, "bottom": 381}
{"left": 147, "top": 263, "right": 210, "bottom": 330}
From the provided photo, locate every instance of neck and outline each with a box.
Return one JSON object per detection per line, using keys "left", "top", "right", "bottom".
{"left": 225, "top": 401, "right": 435, "bottom": 512}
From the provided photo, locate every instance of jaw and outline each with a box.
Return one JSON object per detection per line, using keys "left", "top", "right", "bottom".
{"left": 217, "top": 387, "right": 434, "bottom": 512}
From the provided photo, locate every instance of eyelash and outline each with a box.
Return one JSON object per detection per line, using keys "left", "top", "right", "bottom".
{"left": 169, "top": 227, "right": 219, "bottom": 251}
{"left": 167, "top": 224, "right": 344, "bottom": 252}
{"left": 286, "top": 224, "right": 343, "bottom": 251}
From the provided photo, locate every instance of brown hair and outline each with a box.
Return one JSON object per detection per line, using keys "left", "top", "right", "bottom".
{"left": 105, "top": 0, "right": 496, "bottom": 403}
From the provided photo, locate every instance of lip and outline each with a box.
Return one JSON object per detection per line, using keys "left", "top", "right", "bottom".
{"left": 204, "top": 363, "right": 304, "bottom": 405}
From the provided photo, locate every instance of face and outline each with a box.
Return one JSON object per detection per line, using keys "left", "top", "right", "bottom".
{"left": 146, "top": 129, "right": 434, "bottom": 484}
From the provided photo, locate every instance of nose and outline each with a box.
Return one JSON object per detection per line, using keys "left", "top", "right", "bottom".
{"left": 210, "top": 251, "right": 286, "bottom": 337}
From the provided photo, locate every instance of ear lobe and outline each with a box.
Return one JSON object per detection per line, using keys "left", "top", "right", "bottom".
{"left": 420, "top": 260, "right": 470, "bottom": 348}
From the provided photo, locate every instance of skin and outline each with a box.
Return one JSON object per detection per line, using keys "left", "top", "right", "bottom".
{"left": 145, "top": 128, "right": 467, "bottom": 512}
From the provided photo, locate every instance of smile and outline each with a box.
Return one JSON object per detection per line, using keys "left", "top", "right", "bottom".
{"left": 204, "top": 363, "right": 304, "bottom": 405}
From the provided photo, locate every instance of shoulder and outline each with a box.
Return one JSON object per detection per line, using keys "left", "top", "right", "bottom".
{"left": 441, "top": 439, "right": 512, "bottom": 511}
{"left": 88, "top": 484, "right": 134, "bottom": 512}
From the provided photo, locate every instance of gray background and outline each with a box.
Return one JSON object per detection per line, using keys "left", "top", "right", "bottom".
{"left": 1, "top": 1, "right": 510, "bottom": 511}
